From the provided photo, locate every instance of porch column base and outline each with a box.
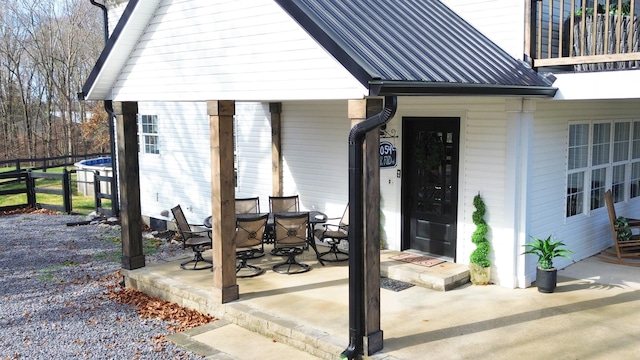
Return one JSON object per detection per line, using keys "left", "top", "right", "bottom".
{"left": 364, "top": 330, "right": 384, "bottom": 355}
{"left": 121, "top": 255, "right": 145, "bottom": 270}
{"left": 212, "top": 284, "right": 239, "bottom": 304}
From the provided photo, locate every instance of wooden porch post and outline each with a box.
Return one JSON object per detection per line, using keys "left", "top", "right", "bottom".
{"left": 208, "top": 100, "right": 238, "bottom": 303}
{"left": 114, "top": 101, "right": 145, "bottom": 270}
{"left": 348, "top": 98, "right": 384, "bottom": 355}
{"left": 270, "top": 102, "right": 282, "bottom": 196}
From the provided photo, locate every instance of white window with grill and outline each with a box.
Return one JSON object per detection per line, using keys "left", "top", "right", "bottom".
{"left": 566, "top": 120, "right": 640, "bottom": 218}
{"left": 139, "top": 115, "right": 159, "bottom": 155}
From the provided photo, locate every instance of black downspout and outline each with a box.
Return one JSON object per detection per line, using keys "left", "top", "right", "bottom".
{"left": 341, "top": 96, "right": 397, "bottom": 360}
{"left": 104, "top": 100, "right": 120, "bottom": 216}
{"left": 90, "top": 0, "right": 109, "bottom": 44}
{"left": 89, "top": 0, "right": 119, "bottom": 216}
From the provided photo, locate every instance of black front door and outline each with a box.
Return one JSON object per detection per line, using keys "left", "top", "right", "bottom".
{"left": 402, "top": 117, "right": 460, "bottom": 260}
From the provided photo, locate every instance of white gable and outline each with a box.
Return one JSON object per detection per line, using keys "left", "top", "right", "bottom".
{"left": 97, "top": 0, "right": 366, "bottom": 102}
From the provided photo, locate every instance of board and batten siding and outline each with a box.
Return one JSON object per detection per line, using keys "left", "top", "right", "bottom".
{"left": 527, "top": 99, "right": 640, "bottom": 281}
{"left": 111, "top": 0, "right": 366, "bottom": 102}
{"left": 279, "top": 101, "right": 351, "bottom": 218}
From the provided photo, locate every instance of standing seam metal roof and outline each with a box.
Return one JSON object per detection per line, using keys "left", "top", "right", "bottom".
{"left": 275, "top": 0, "right": 556, "bottom": 96}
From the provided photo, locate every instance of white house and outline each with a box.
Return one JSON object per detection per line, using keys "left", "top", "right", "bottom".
{"left": 82, "top": 0, "right": 640, "bottom": 292}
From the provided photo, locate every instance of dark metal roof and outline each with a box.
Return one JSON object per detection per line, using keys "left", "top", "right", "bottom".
{"left": 275, "top": 0, "right": 557, "bottom": 97}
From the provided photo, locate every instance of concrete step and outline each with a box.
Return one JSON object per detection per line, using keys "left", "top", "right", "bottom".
{"left": 380, "top": 250, "right": 470, "bottom": 291}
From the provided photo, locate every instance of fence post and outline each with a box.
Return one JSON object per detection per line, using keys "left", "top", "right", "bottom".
{"left": 26, "top": 170, "right": 36, "bottom": 207}
{"left": 63, "top": 168, "right": 72, "bottom": 214}
{"left": 16, "top": 160, "right": 21, "bottom": 183}
{"left": 94, "top": 170, "right": 102, "bottom": 213}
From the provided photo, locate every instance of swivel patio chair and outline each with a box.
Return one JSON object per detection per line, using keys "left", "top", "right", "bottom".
{"left": 603, "top": 190, "right": 640, "bottom": 263}
{"left": 235, "top": 213, "right": 269, "bottom": 278}
{"left": 269, "top": 195, "right": 300, "bottom": 213}
{"left": 235, "top": 197, "right": 267, "bottom": 258}
{"left": 171, "top": 205, "right": 213, "bottom": 270}
{"left": 314, "top": 204, "right": 349, "bottom": 262}
{"left": 235, "top": 197, "right": 260, "bottom": 214}
{"left": 266, "top": 195, "right": 300, "bottom": 245}
{"left": 272, "top": 212, "right": 312, "bottom": 274}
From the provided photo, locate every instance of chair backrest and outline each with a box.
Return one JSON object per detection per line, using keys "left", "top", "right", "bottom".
{"left": 235, "top": 197, "right": 260, "bottom": 214}
{"left": 235, "top": 214, "right": 268, "bottom": 248}
{"left": 340, "top": 204, "right": 349, "bottom": 228}
{"left": 273, "top": 212, "right": 309, "bottom": 248}
{"left": 604, "top": 190, "right": 617, "bottom": 235}
{"left": 269, "top": 195, "right": 300, "bottom": 213}
{"left": 171, "top": 205, "right": 192, "bottom": 233}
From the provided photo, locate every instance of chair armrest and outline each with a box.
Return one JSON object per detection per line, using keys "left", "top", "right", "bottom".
{"left": 181, "top": 228, "right": 211, "bottom": 236}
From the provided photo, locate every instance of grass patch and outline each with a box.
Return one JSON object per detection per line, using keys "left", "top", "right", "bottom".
{"left": 95, "top": 250, "right": 121, "bottom": 263}
{"left": 0, "top": 166, "right": 112, "bottom": 215}
{"left": 37, "top": 260, "right": 79, "bottom": 282}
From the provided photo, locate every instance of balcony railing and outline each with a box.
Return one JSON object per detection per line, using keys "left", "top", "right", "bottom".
{"left": 527, "top": 0, "right": 640, "bottom": 71}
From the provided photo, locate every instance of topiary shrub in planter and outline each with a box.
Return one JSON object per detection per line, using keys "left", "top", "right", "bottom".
{"left": 469, "top": 193, "right": 491, "bottom": 285}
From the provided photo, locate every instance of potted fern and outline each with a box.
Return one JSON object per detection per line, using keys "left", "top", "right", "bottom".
{"left": 469, "top": 193, "right": 491, "bottom": 285}
{"left": 522, "top": 236, "right": 572, "bottom": 293}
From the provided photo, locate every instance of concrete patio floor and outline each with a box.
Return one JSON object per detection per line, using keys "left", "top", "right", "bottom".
{"left": 123, "top": 247, "right": 640, "bottom": 360}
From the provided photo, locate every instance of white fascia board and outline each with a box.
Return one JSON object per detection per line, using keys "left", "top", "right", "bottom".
{"left": 552, "top": 70, "right": 640, "bottom": 100}
{"left": 85, "top": 0, "right": 161, "bottom": 101}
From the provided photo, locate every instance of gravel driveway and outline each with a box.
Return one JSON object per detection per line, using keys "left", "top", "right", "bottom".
{"left": 0, "top": 212, "right": 206, "bottom": 360}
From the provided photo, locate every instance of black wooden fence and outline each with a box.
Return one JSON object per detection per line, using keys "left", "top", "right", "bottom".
{"left": 0, "top": 168, "right": 117, "bottom": 216}
{"left": 0, "top": 153, "right": 109, "bottom": 175}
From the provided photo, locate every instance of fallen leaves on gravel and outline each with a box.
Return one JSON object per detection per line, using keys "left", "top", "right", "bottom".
{"left": 0, "top": 206, "right": 59, "bottom": 216}
{"left": 103, "top": 271, "right": 216, "bottom": 333}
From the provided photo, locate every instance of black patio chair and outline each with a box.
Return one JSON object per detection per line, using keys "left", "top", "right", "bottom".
{"left": 171, "top": 205, "right": 213, "bottom": 270}
{"left": 235, "top": 213, "right": 269, "bottom": 278}
{"left": 235, "top": 197, "right": 260, "bottom": 214}
{"left": 269, "top": 195, "right": 300, "bottom": 213}
{"left": 314, "top": 204, "right": 349, "bottom": 262}
{"left": 272, "top": 212, "right": 312, "bottom": 274}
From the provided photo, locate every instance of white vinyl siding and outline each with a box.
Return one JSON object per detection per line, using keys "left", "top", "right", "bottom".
{"left": 393, "top": 97, "right": 510, "bottom": 280}
{"left": 280, "top": 100, "right": 350, "bottom": 217}
{"left": 111, "top": 0, "right": 366, "bottom": 102}
{"left": 529, "top": 100, "right": 640, "bottom": 281}
{"left": 137, "top": 102, "right": 211, "bottom": 223}
{"left": 442, "top": 0, "right": 525, "bottom": 59}
{"left": 235, "top": 102, "right": 273, "bottom": 208}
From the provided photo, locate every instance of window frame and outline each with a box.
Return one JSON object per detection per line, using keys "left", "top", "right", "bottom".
{"left": 566, "top": 119, "right": 640, "bottom": 218}
{"left": 139, "top": 114, "right": 160, "bottom": 155}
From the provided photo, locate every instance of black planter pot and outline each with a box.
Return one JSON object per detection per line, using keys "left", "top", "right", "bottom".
{"left": 536, "top": 267, "right": 557, "bottom": 293}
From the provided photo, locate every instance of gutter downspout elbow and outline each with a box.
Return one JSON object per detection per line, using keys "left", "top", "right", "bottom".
{"left": 90, "top": 0, "right": 109, "bottom": 44}
{"left": 342, "top": 96, "right": 397, "bottom": 360}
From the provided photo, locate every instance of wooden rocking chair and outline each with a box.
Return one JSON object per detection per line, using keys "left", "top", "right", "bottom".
{"left": 602, "top": 190, "right": 640, "bottom": 265}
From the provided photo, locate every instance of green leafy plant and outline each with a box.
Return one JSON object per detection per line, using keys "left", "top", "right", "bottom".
{"left": 573, "top": 1, "right": 633, "bottom": 16}
{"left": 470, "top": 193, "right": 490, "bottom": 268}
{"left": 522, "top": 236, "right": 572, "bottom": 270}
{"left": 614, "top": 216, "right": 632, "bottom": 241}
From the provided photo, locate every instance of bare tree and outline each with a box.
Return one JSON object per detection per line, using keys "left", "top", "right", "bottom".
{"left": 0, "top": 0, "right": 104, "bottom": 162}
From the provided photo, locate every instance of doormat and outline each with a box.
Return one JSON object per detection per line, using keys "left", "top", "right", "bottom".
{"left": 390, "top": 253, "right": 445, "bottom": 267}
{"left": 380, "top": 277, "right": 414, "bottom": 292}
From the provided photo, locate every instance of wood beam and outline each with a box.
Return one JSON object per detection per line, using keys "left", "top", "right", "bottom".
{"left": 114, "top": 101, "right": 145, "bottom": 270}
{"left": 208, "top": 100, "right": 238, "bottom": 304}
{"left": 348, "top": 98, "right": 384, "bottom": 355}
{"left": 270, "top": 102, "right": 282, "bottom": 196}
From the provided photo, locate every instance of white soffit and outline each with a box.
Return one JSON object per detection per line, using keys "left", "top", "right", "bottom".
{"left": 85, "top": 0, "right": 162, "bottom": 100}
